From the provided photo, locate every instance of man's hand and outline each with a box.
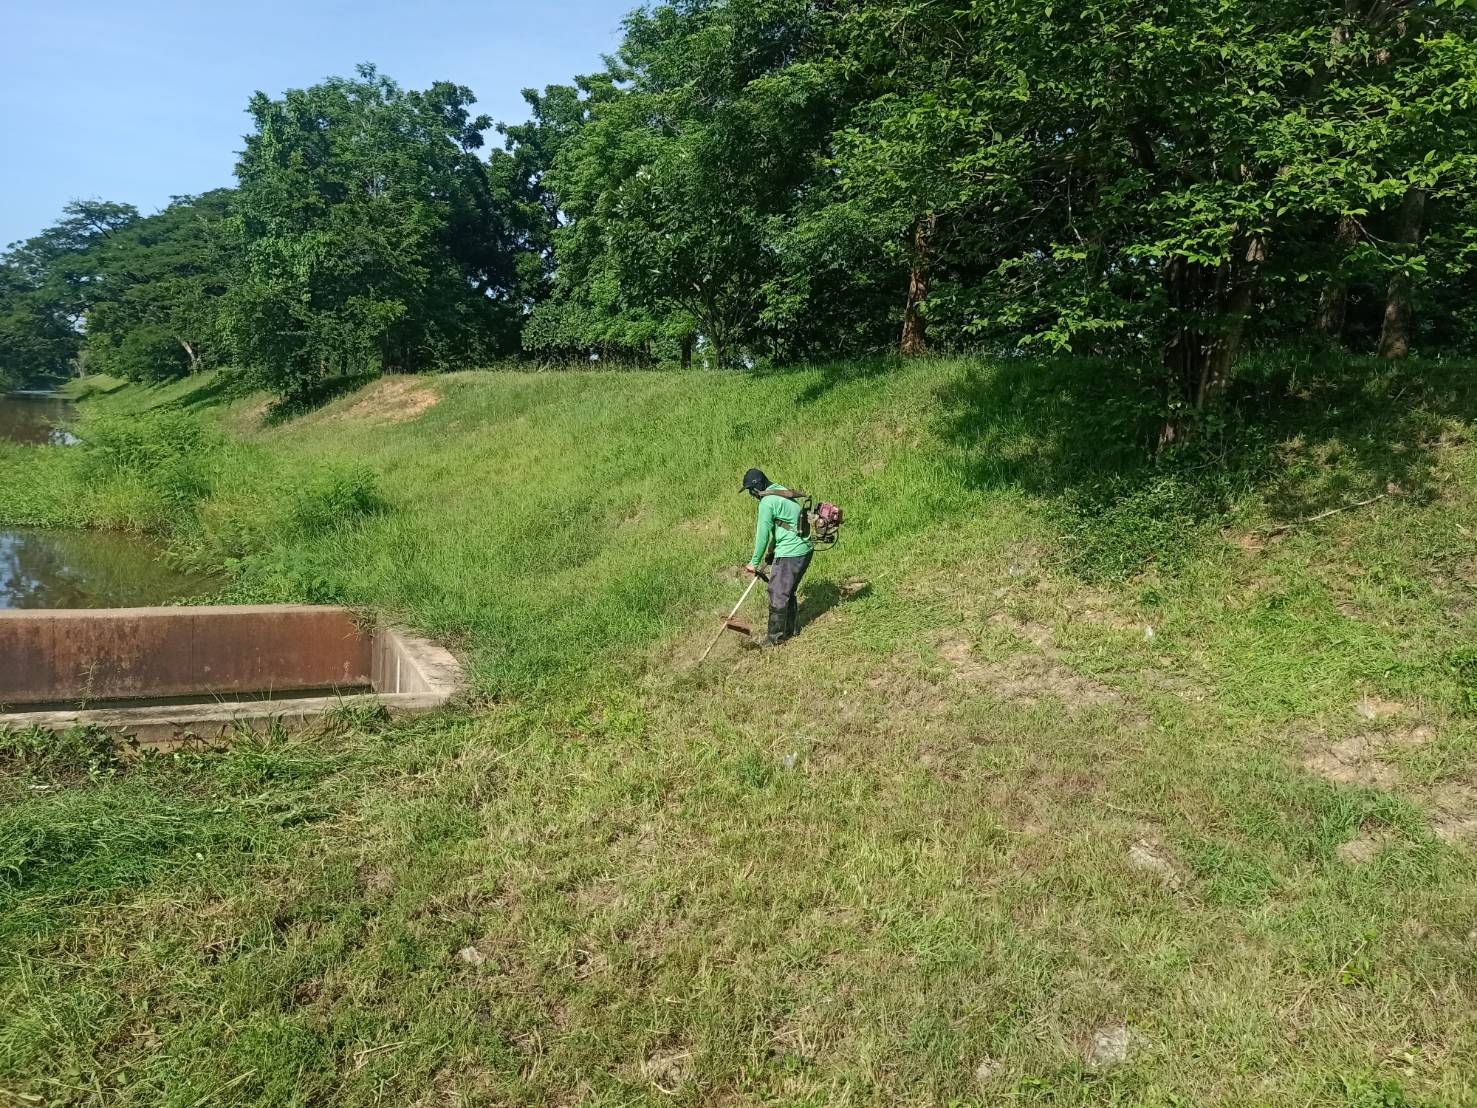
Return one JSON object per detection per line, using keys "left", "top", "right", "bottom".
{"left": 744, "top": 564, "right": 759, "bottom": 576}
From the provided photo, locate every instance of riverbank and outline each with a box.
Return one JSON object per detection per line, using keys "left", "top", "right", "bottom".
{"left": 3, "top": 357, "right": 1477, "bottom": 1105}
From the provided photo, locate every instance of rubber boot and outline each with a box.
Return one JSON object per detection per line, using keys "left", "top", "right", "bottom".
{"left": 745, "top": 607, "right": 788, "bottom": 649}
{"left": 768, "top": 605, "right": 789, "bottom": 646}
{"left": 786, "top": 597, "right": 799, "bottom": 639}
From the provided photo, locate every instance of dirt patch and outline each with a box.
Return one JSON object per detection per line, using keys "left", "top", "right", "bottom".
{"left": 989, "top": 613, "right": 1056, "bottom": 650}
{"left": 938, "top": 638, "right": 992, "bottom": 682}
{"left": 232, "top": 397, "right": 272, "bottom": 430}
{"left": 1337, "top": 831, "right": 1394, "bottom": 864}
{"left": 1304, "top": 735, "right": 1400, "bottom": 788}
{"left": 1303, "top": 725, "right": 1436, "bottom": 789}
{"left": 936, "top": 617, "right": 1124, "bottom": 712}
{"left": 1228, "top": 530, "right": 1268, "bottom": 556}
{"left": 1127, "top": 838, "right": 1185, "bottom": 889}
{"left": 1354, "top": 694, "right": 1410, "bottom": 721}
{"left": 1428, "top": 783, "right": 1477, "bottom": 845}
{"left": 1303, "top": 727, "right": 1476, "bottom": 850}
{"left": 335, "top": 378, "right": 440, "bottom": 425}
{"left": 639, "top": 1047, "right": 694, "bottom": 1094}
{"left": 1083, "top": 1022, "right": 1137, "bottom": 1070}
{"left": 973, "top": 1057, "right": 1003, "bottom": 1086}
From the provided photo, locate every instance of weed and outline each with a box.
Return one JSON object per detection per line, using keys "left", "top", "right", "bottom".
{"left": 1056, "top": 474, "right": 1227, "bottom": 581}
{"left": 1445, "top": 647, "right": 1477, "bottom": 714}
{"left": 282, "top": 467, "right": 388, "bottom": 536}
{"left": 0, "top": 725, "right": 124, "bottom": 784}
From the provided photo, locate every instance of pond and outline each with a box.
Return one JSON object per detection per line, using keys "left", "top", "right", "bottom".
{"left": 0, "top": 528, "right": 219, "bottom": 609}
{"left": 0, "top": 391, "right": 77, "bottom": 445}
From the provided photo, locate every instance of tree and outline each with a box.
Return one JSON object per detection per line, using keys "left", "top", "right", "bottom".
{"left": 225, "top": 65, "right": 529, "bottom": 400}
{"left": 84, "top": 190, "right": 238, "bottom": 380}
{"left": 824, "top": 0, "right": 1477, "bottom": 440}
{"left": 1379, "top": 186, "right": 1429, "bottom": 358}
{"left": 0, "top": 199, "right": 138, "bottom": 386}
{"left": 529, "top": 0, "right": 840, "bottom": 366}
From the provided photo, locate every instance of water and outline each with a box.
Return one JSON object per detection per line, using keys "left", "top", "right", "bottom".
{"left": 0, "top": 392, "right": 77, "bottom": 445}
{"left": 0, "top": 528, "right": 218, "bottom": 609}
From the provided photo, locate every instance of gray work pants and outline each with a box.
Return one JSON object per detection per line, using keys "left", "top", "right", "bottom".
{"left": 768, "top": 553, "right": 812, "bottom": 612}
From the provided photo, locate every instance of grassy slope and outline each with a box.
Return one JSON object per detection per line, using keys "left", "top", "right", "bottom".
{"left": 2, "top": 358, "right": 1476, "bottom": 1106}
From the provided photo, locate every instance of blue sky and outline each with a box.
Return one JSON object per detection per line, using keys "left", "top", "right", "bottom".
{"left": 0, "top": 0, "right": 633, "bottom": 246}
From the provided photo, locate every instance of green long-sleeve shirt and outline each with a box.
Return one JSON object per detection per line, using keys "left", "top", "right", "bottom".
{"left": 750, "top": 484, "right": 815, "bottom": 566}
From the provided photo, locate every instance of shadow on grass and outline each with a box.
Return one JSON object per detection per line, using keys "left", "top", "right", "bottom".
{"left": 934, "top": 350, "right": 1477, "bottom": 576}
{"left": 262, "top": 372, "right": 381, "bottom": 425}
{"left": 798, "top": 578, "right": 873, "bottom": 633}
{"left": 172, "top": 372, "right": 249, "bottom": 412}
{"left": 794, "top": 358, "right": 899, "bottom": 405}
{"left": 1231, "top": 354, "right": 1477, "bottom": 520}
{"left": 72, "top": 377, "right": 129, "bottom": 399}
{"left": 942, "top": 352, "right": 1477, "bottom": 512}
{"left": 747, "top": 356, "right": 902, "bottom": 406}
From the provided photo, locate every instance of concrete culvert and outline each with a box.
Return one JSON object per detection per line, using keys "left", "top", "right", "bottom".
{"left": 0, "top": 604, "right": 465, "bottom": 747}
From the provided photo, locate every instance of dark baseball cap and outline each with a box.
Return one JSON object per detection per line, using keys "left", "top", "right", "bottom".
{"left": 741, "top": 468, "right": 769, "bottom": 494}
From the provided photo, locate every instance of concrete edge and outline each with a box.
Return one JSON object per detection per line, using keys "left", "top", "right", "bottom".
{"left": 1, "top": 622, "right": 469, "bottom": 749}
{"left": 0, "top": 692, "right": 453, "bottom": 750}
{"left": 371, "top": 626, "right": 466, "bottom": 697}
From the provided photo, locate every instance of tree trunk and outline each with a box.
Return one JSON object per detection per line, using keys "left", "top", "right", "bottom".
{"left": 680, "top": 334, "right": 694, "bottom": 370}
{"left": 1379, "top": 186, "right": 1427, "bottom": 360}
{"left": 177, "top": 337, "right": 200, "bottom": 372}
{"left": 1160, "top": 234, "right": 1266, "bottom": 447}
{"left": 900, "top": 212, "right": 937, "bottom": 357}
{"left": 1317, "top": 215, "right": 1361, "bottom": 343}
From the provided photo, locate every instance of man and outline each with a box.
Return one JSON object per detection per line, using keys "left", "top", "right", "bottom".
{"left": 742, "top": 467, "right": 814, "bottom": 648}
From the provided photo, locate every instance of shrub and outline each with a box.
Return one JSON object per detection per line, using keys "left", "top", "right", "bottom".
{"left": 223, "top": 546, "right": 351, "bottom": 605}
{"left": 283, "top": 468, "right": 388, "bottom": 536}
{"left": 1056, "top": 474, "right": 1229, "bottom": 581}
{"left": 72, "top": 409, "right": 212, "bottom": 480}
{"left": 69, "top": 409, "right": 220, "bottom": 529}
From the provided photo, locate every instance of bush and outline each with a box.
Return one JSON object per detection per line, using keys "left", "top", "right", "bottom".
{"left": 87, "top": 323, "right": 193, "bottom": 382}
{"left": 0, "top": 726, "right": 122, "bottom": 785}
{"left": 223, "top": 546, "right": 351, "bottom": 605}
{"left": 69, "top": 409, "right": 220, "bottom": 531}
{"left": 73, "top": 410, "right": 208, "bottom": 477}
{"left": 1056, "top": 474, "right": 1229, "bottom": 581}
{"left": 283, "top": 468, "right": 388, "bottom": 536}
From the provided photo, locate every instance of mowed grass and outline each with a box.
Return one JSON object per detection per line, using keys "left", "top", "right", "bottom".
{"left": 2, "top": 357, "right": 1477, "bottom": 1105}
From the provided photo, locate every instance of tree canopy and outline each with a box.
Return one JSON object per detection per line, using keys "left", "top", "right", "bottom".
{"left": 6, "top": 2, "right": 1477, "bottom": 437}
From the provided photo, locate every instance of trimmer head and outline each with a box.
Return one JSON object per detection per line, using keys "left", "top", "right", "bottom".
{"left": 721, "top": 617, "right": 753, "bottom": 635}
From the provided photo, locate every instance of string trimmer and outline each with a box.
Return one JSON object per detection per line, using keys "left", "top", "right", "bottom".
{"left": 698, "top": 570, "right": 767, "bottom": 663}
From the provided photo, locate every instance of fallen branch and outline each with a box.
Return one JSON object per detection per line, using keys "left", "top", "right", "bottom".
{"left": 1265, "top": 493, "right": 1387, "bottom": 536}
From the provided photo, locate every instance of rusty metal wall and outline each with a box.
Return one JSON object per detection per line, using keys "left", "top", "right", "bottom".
{"left": 0, "top": 605, "right": 372, "bottom": 705}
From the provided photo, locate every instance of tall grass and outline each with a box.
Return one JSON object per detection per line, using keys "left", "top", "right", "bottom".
{"left": 2, "top": 358, "right": 1476, "bottom": 1105}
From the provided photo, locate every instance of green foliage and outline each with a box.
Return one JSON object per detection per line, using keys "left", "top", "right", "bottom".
{"left": 0, "top": 200, "right": 138, "bottom": 386}
{"left": 1445, "top": 647, "right": 1477, "bottom": 714}
{"left": 821, "top": 0, "right": 1477, "bottom": 427}
{"left": 0, "top": 726, "right": 123, "bottom": 786}
{"left": 67, "top": 408, "right": 220, "bottom": 530}
{"left": 525, "top": 0, "right": 842, "bottom": 365}
{"left": 1057, "top": 476, "right": 1224, "bottom": 582}
{"left": 224, "top": 65, "right": 529, "bottom": 401}
{"left": 282, "top": 468, "right": 388, "bottom": 536}
{"left": 83, "top": 190, "right": 238, "bottom": 381}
